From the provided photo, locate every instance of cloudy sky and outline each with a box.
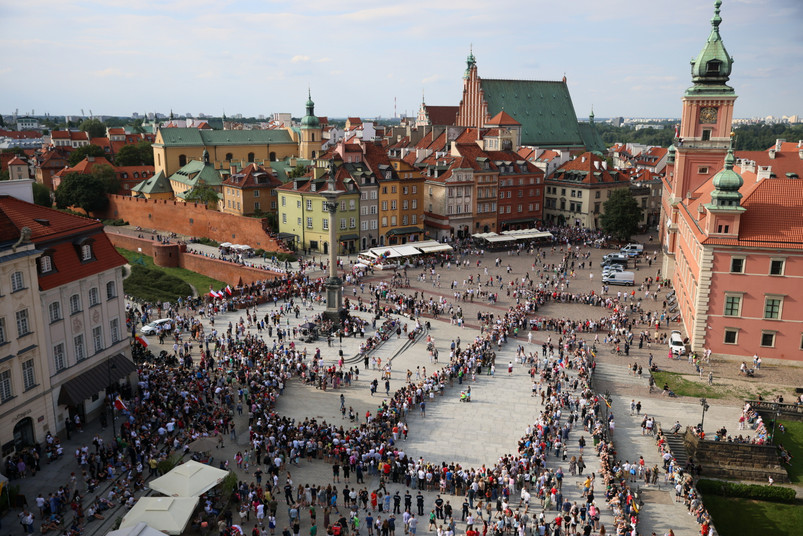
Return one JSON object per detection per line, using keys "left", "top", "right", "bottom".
{"left": 2, "top": 0, "right": 801, "bottom": 120}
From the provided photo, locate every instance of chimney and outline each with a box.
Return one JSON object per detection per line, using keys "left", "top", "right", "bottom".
{"left": 594, "top": 161, "right": 600, "bottom": 170}
{"left": 769, "top": 149, "right": 776, "bottom": 159}
{"left": 776, "top": 139, "right": 785, "bottom": 151}
{"left": 581, "top": 156, "right": 586, "bottom": 163}
{"left": 799, "top": 149, "right": 803, "bottom": 160}
{"left": 798, "top": 140, "right": 803, "bottom": 148}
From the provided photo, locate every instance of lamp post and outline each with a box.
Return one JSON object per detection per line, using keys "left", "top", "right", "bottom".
{"left": 699, "top": 397, "right": 710, "bottom": 432}
{"left": 107, "top": 357, "right": 117, "bottom": 445}
{"left": 771, "top": 409, "right": 781, "bottom": 443}
{"left": 320, "top": 158, "right": 344, "bottom": 324}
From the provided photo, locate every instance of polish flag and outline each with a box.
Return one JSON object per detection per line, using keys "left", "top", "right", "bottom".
{"left": 114, "top": 395, "right": 128, "bottom": 412}
{"left": 135, "top": 335, "right": 149, "bottom": 347}
{"left": 225, "top": 285, "right": 233, "bottom": 296}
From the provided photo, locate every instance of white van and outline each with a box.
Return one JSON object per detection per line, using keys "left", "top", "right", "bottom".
{"left": 141, "top": 318, "right": 172, "bottom": 335}
{"left": 602, "top": 271, "right": 635, "bottom": 285}
{"left": 620, "top": 244, "right": 644, "bottom": 257}
{"left": 669, "top": 330, "right": 686, "bottom": 355}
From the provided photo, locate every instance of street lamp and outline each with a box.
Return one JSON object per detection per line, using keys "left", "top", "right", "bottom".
{"left": 107, "top": 356, "right": 117, "bottom": 445}
{"left": 771, "top": 410, "right": 781, "bottom": 443}
{"left": 699, "top": 397, "right": 710, "bottom": 433}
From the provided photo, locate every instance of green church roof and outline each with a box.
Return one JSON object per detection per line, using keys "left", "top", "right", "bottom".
{"left": 131, "top": 170, "right": 172, "bottom": 195}
{"left": 156, "top": 128, "right": 294, "bottom": 147}
{"left": 167, "top": 159, "right": 224, "bottom": 188}
{"left": 707, "top": 146, "right": 745, "bottom": 210}
{"left": 479, "top": 78, "right": 585, "bottom": 148}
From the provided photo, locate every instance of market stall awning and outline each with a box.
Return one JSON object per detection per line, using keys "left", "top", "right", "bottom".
{"left": 338, "top": 234, "right": 359, "bottom": 241}
{"left": 120, "top": 497, "right": 199, "bottom": 536}
{"left": 57, "top": 353, "right": 137, "bottom": 407}
{"left": 417, "top": 244, "right": 453, "bottom": 253}
{"left": 277, "top": 233, "right": 296, "bottom": 240}
{"left": 393, "top": 245, "right": 423, "bottom": 256}
{"left": 108, "top": 522, "right": 170, "bottom": 536}
{"left": 484, "top": 235, "right": 517, "bottom": 243}
{"left": 149, "top": 460, "right": 229, "bottom": 497}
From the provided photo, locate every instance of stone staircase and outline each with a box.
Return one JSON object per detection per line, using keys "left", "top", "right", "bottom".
{"left": 662, "top": 431, "right": 689, "bottom": 468}
{"left": 594, "top": 362, "right": 650, "bottom": 388}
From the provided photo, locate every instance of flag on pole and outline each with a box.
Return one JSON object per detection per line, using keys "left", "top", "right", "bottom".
{"left": 114, "top": 395, "right": 128, "bottom": 412}
{"left": 135, "top": 335, "right": 149, "bottom": 347}
{"left": 225, "top": 285, "right": 233, "bottom": 296}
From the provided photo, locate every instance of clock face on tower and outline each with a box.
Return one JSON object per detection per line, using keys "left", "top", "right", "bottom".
{"left": 699, "top": 107, "right": 718, "bottom": 124}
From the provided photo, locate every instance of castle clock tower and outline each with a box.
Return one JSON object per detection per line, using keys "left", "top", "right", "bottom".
{"left": 662, "top": 0, "right": 736, "bottom": 277}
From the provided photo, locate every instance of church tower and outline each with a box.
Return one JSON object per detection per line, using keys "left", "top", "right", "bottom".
{"left": 662, "top": 0, "right": 736, "bottom": 277}
{"left": 299, "top": 90, "right": 322, "bottom": 160}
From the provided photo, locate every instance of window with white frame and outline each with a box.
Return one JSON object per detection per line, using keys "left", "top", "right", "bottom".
{"left": 412, "top": 215, "right": 417, "bottom": 224}
{"left": 349, "top": 217, "right": 356, "bottom": 228}
{"left": 16, "top": 309, "right": 30, "bottom": 337}
{"left": 89, "top": 287, "right": 100, "bottom": 307}
{"left": 764, "top": 296, "right": 783, "bottom": 320}
{"left": 282, "top": 213, "right": 287, "bottom": 223}
{"left": 22, "top": 359, "right": 35, "bottom": 390}
{"left": 370, "top": 220, "right": 377, "bottom": 230}
{"left": 340, "top": 218, "right": 347, "bottom": 230}
{"left": 412, "top": 199, "right": 417, "bottom": 209}
{"left": 110, "top": 318, "right": 120, "bottom": 344}
{"left": 11, "top": 271, "right": 24, "bottom": 292}
{"left": 322, "top": 218, "right": 328, "bottom": 230}
{"left": 106, "top": 281, "right": 116, "bottom": 300}
{"left": 40, "top": 255, "right": 53, "bottom": 274}
{"left": 54, "top": 343, "right": 66, "bottom": 372}
{"left": 306, "top": 199, "right": 313, "bottom": 210}
{"left": 49, "top": 302, "right": 62, "bottom": 323}
{"left": 307, "top": 217, "right": 314, "bottom": 229}
{"left": 361, "top": 221, "right": 368, "bottom": 231}
{"left": 81, "top": 244, "right": 93, "bottom": 261}
{"left": 70, "top": 294, "right": 81, "bottom": 314}
{"left": 74, "top": 334, "right": 85, "bottom": 361}
{"left": 0, "top": 370, "right": 11, "bottom": 402}
{"left": 92, "top": 326, "right": 103, "bottom": 353}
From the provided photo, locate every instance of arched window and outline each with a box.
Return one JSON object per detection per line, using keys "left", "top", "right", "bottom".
{"left": 311, "top": 151, "right": 316, "bottom": 159}
{"left": 269, "top": 152, "right": 276, "bottom": 162}
{"left": 311, "top": 133, "right": 316, "bottom": 142}
{"left": 225, "top": 153, "right": 233, "bottom": 161}
{"left": 157, "top": 154, "right": 161, "bottom": 166}
{"left": 247, "top": 152, "right": 255, "bottom": 163}
{"left": 178, "top": 154, "right": 187, "bottom": 167}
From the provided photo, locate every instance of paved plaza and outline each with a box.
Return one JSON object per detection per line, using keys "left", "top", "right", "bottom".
{"left": 6, "top": 235, "right": 773, "bottom": 536}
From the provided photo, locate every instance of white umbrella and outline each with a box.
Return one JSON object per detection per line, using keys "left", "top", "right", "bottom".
{"left": 120, "top": 497, "right": 199, "bottom": 535}
{"left": 149, "top": 460, "right": 229, "bottom": 497}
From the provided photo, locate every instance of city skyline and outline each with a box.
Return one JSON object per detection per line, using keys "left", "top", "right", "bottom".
{"left": 2, "top": 0, "right": 802, "bottom": 121}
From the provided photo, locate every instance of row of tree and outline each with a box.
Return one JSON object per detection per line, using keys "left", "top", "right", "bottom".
{"left": 599, "top": 122, "right": 803, "bottom": 151}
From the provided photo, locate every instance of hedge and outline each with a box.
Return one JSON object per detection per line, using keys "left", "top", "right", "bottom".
{"left": 696, "top": 479, "right": 797, "bottom": 503}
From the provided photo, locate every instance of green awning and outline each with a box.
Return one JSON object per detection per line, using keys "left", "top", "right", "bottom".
{"left": 339, "top": 234, "right": 359, "bottom": 241}
{"left": 386, "top": 226, "right": 423, "bottom": 236}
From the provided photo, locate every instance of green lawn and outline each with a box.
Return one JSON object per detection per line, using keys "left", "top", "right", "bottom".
{"left": 116, "top": 247, "right": 225, "bottom": 299}
{"left": 704, "top": 495, "right": 803, "bottom": 536}
{"left": 777, "top": 420, "right": 803, "bottom": 483}
{"left": 652, "top": 370, "right": 723, "bottom": 399}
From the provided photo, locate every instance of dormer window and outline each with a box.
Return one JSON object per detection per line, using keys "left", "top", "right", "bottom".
{"left": 706, "top": 60, "right": 721, "bottom": 74}
{"left": 39, "top": 255, "right": 53, "bottom": 274}
{"left": 81, "top": 244, "right": 92, "bottom": 261}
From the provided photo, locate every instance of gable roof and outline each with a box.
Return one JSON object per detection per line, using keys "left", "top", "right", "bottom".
{"left": 223, "top": 164, "right": 282, "bottom": 189}
{"left": 576, "top": 121, "right": 606, "bottom": 153}
{"left": 487, "top": 110, "right": 520, "bottom": 126}
{"left": 167, "top": 160, "right": 224, "bottom": 187}
{"left": 551, "top": 152, "right": 621, "bottom": 184}
{"left": 132, "top": 170, "right": 172, "bottom": 195}
{"left": 479, "top": 79, "right": 584, "bottom": 147}
{"left": 424, "top": 105, "right": 459, "bottom": 126}
{"left": 156, "top": 128, "right": 294, "bottom": 147}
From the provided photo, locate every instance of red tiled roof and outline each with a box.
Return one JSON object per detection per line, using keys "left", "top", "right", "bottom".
{"left": 487, "top": 110, "right": 520, "bottom": 126}
{"left": 0, "top": 130, "right": 41, "bottom": 139}
{"left": 423, "top": 105, "right": 459, "bottom": 126}
{"left": 107, "top": 127, "right": 125, "bottom": 136}
{"left": 735, "top": 149, "right": 803, "bottom": 180}
{"left": 552, "top": 152, "right": 620, "bottom": 184}
{"left": 7, "top": 156, "right": 27, "bottom": 166}
{"left": 223, "top": 163, "right": 281, "bottom": 189}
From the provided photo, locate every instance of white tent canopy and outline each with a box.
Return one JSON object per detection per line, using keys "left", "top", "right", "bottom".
{"left": 417, "top": 243, "right": 453, "bottom": 253}
{"left": 149, "top": 460, "right": 229, "bottom": 497}
{"left": 108, "top": 522, "right": 171, "bottom": 536}
{"left": 120, "top": 497, "right": 199, "bottom": 536}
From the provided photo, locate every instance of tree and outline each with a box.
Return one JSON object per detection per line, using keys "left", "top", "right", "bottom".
{"left": 114, "top": 141, "right": 153, "bottom": 166}
{"left": 600, "top": 188, "right": 643, "bottom": 242}
{"left": 68, "top": 144, "right": 106, "bottom": 167}
{"left": 287, "top": 163, "right": 307, "bottom": 179}
{"left": 131, "top": 119, "right": 146, "bottom": 134}
{"left": 55, "top": 164, "right": 119, "bottom": 214}
{"left": 184, "top": 184, "right": 220, "bottom": 207}
{"left": 1, "top": 147, "right": 26, "bottom": 157}
{"left": 32, "top": 182, "right": 52, "bottom": 207}
{"left": 79, "top": 118, "right": 107, "bottom": 138}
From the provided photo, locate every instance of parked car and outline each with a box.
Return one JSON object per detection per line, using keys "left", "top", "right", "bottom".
{"left": 620, "top": 243, "right": 644, "bottom": 257}
{"left": 669, "top": 330, "right": 686, "bottom": 355}
{"left": 141, "top": 318, "right": 172, "bottom": 336}
{"left": 602, "top": 271, "right": 635, "bottom": 285}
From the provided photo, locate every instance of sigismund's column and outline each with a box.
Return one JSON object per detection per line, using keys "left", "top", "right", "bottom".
{"left": 320, "top": 159, "right": 344, "bottom": 323}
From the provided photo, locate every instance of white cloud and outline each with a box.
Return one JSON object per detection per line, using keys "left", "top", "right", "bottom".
{"left": 291, "top": 55, "right": 311, "bottom": 63}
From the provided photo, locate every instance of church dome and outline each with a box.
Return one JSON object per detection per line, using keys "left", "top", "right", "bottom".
{"left": 710, "top": 147, "right": 744, "bottom": 207}
{"left": 301, "top": 91, "right": 320, "bottom": 128}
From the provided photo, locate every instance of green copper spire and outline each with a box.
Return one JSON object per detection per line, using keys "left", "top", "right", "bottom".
{"left": 708, "top": 141, "right": 744, "bottom": 209}
{"left": 301, "top": 89, "right": 320, "bottom": 128}
{"left": 464, "top": 45, "right": 476, "bottom": 79}
{"left": 688, "top": 0, "right": 734, "bottom": 95}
